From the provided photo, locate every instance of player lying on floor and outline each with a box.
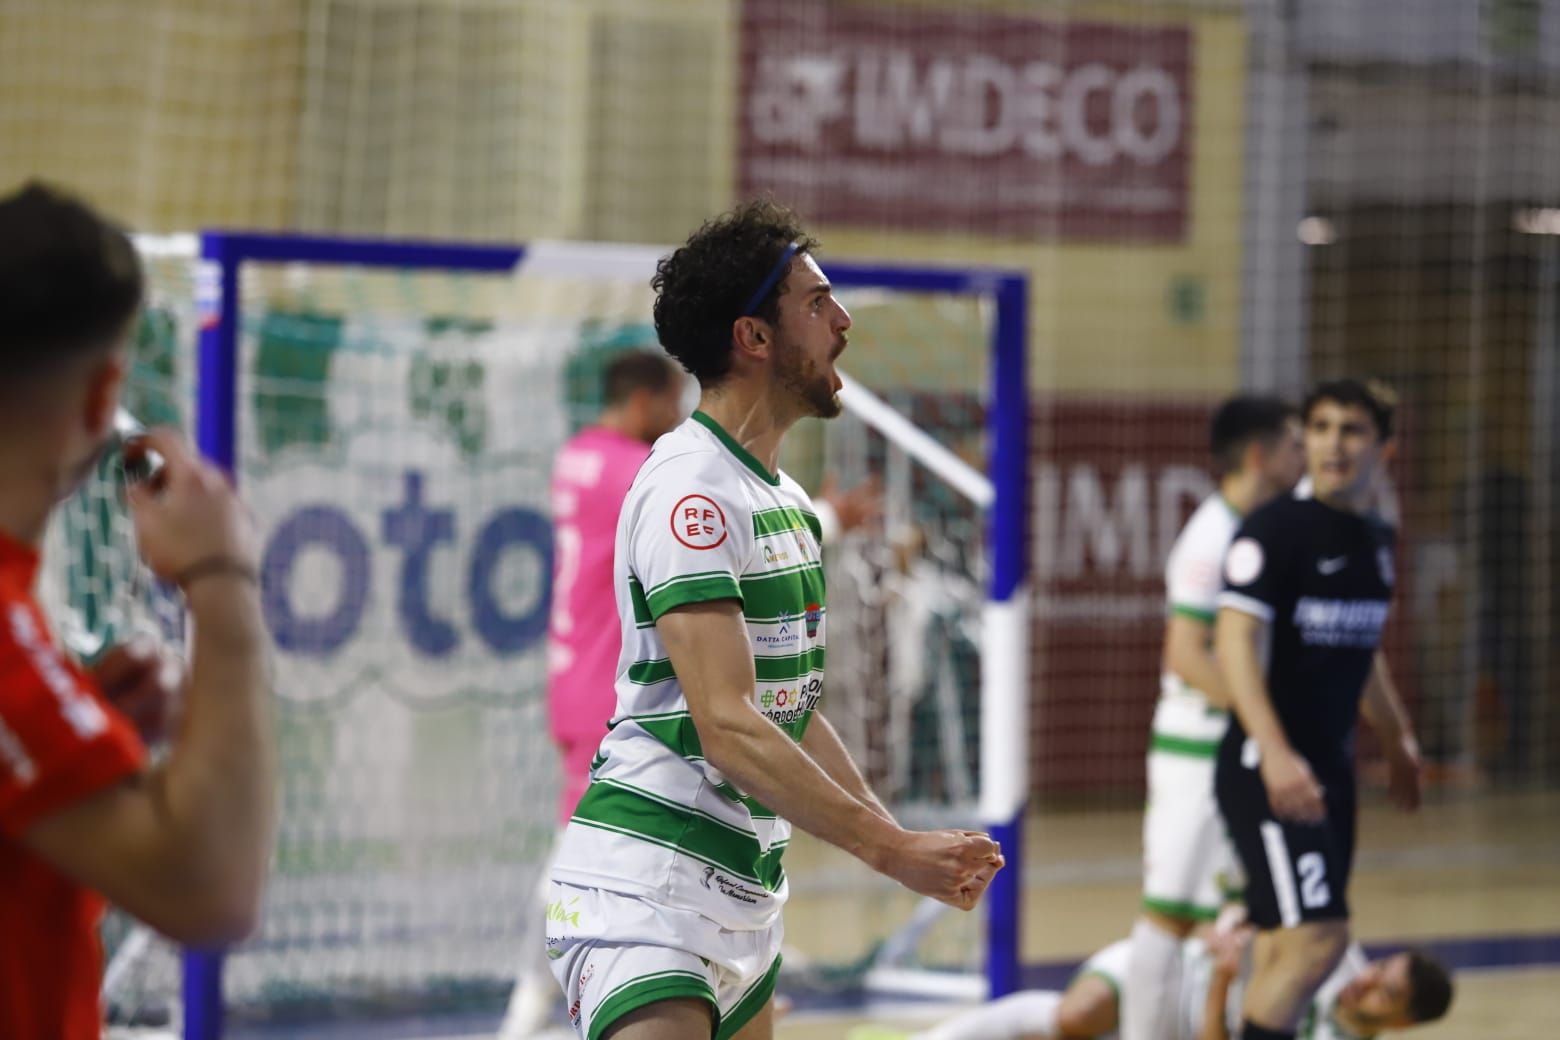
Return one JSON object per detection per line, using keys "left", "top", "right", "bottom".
{"left": 852, "top": 918, "right": 1452, "bottom": 1040}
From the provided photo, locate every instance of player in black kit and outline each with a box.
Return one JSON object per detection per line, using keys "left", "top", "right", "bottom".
{"left": 1213, "top": 379, "right": 1422, "bottom": 1040}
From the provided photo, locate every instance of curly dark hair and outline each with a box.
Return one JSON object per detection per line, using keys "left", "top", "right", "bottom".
{"left": 651, "top": 199, "right": 819, "bottom": 387}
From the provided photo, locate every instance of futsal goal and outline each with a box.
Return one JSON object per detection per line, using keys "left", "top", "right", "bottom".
{"left": 48, "top": 231, "right": 1028, "bottom": 1037}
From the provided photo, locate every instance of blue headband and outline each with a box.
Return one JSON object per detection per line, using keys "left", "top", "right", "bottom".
{"left": 742, "top": 240, "right": 802, "bottom": 316}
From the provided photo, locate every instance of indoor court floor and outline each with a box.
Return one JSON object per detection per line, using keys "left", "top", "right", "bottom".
{"left": 225, "top": 790, "right": 1559, "bottom": 1039}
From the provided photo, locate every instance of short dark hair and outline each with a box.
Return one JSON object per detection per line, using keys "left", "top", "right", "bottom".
{"left": 651, "top": 199, "right": 820, "bottom": 387}
{"left": 0, "top": 182, "right": 143, "bottom": 383}
{"left": 1209, "top": 394, "right": 1298, "bottom": 477}
{"left": 1303, "top": 378, "right": 1397, "bottom": 440}
{"left": 1404, "top": 949, "right": 1454, "bottom": 1024}
{"left": 603, "top": 350, "right": 680, "bottom": 407}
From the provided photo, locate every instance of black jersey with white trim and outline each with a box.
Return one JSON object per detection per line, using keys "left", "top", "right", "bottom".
{"left": 1218, "top": 493, "right": 1395, "bottom": 770}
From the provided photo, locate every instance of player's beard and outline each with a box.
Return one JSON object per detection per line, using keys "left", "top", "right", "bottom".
{"left": 774, "top": 334, "right": 842, "bottom": 419}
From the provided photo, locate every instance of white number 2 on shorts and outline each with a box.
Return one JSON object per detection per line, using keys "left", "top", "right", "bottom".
{"left": 1297, "top": 852, "right": 1331, "bottom": 909}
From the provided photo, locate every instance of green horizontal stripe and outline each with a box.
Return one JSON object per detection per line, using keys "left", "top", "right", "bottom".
{"left": 589, "top": 970, "right": 715, "bottom": 1040}
{"left": 1170, "top": 603, "right": 1216, "bottom": 623}
{"left": 628, "top": 658, "right": 676, "bottom": 685}
{"left": 647, "top": 569, "right": 732, "bottom": 598}
{"left": 646, "top": 574, "right": 742, "bottom": 619}
{"left": 754, "top": 647, "right": 825, "bottom": 681}
{"left": 632, "top": 711, "right": 703, "bottom": 759}
{"left": 739, "top": 564, "right": 824, "bottom": 619}
{"left": 630, "top": 651, "right": 825, "bottom": 686}
{"left": 1149, "top": 733, "right": 1221, "bottom": 758}
{"left": 751, "top": 506, "right": 822, "bottom": 542}
{"left": 713, "top": 781, "right": 777, "bottom": 820}
{"left": 572, "top": 782, "right": 783, "bottom": 888}
{"left": 716, "top": 954, "right": 782, "bottom": 1040}
{"left": 1141, "top": 896, "right": 1220, "bottom": 922}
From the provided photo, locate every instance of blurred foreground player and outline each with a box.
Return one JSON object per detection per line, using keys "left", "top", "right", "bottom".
{"left": 544, "top": 200, "right": 1002, "bottom": 1040}
{"left": 0, "top": 182, "right": 274, "bottom": 1039}
{"left": 1122, "top": 395, "right": 1304, "bottom": 1040}
{"left": 1215, "top": 380, "right": 1421, "bottom": 1040}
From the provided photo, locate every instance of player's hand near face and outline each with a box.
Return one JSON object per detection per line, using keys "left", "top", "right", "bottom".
{"left": 1260, "top": 746, "right": 1327, "bottom": 824}
{"left": 125, "top": 428, "right": 258, "bottom": 583}
{"left": 880, "top": 829, "right": 1003, "bottom": 911}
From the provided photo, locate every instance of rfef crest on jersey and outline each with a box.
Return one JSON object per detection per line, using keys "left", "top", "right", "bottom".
{"left": 1224, "top": 537, "right": 1264, "bottom": 586}
{"left": 670, "top": 494, "right": 728, "bottom": 550}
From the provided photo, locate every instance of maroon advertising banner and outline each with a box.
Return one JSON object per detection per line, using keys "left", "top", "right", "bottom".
{"left": 1026, "top": 399, "right": 1417, "bottom": 797}
{"left": 1028, "top": 399, "right": 1215, "bottom": 795}
{"left": 739, "top": 0, "right": 1192, "bottom": 241}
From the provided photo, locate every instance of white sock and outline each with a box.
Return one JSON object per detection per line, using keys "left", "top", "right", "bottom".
{"left": 915, "top": 990, "right": 1062, "bottom": 1040}
{"left": 1121, "top": 917, "right": 1184, "bottom": 1040}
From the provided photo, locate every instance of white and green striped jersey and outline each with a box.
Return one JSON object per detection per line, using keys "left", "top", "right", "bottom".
{"left": 1154, "top": 493, "right": 1241, "bottom": 752}
{"left": 550, "top": 411, "right": 826, "bottom": 931}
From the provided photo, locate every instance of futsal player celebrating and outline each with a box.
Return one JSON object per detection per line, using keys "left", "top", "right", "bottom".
{"left": 544, "top": 200, "right": 1002, "bottom": 1040}
{"left": 1214, "top": 379, "right": 1422, "bottom": 1040}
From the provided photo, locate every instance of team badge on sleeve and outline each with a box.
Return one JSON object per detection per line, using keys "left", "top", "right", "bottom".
{"left": 671, "top": 494, "right": 728, "bottom": 550}
{"left": 1224, "top": 537, "right": 1264, "bottom": 586}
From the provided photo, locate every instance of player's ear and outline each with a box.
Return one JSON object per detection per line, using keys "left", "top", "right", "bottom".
{"left": 1377, "top": 435, "right": 1398, "bottom": 467}
{"left": 731, "top": 316, "right": 771, "bottom": 361}
{"left": 81, "top": 351, "right": 128, "bottom": 438}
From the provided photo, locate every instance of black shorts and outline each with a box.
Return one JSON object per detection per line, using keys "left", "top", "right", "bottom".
{"left": 1215, "top": 730, "right": 1356, "bottom": 929}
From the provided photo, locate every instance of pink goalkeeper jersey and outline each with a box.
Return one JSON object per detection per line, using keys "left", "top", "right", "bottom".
{"left": 547, "top": 426, "right": 651, "bottom": 821}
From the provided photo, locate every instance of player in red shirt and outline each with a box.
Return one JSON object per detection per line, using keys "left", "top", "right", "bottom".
{"left": 0, "top": 182, "right": 275, "bottom": 1039}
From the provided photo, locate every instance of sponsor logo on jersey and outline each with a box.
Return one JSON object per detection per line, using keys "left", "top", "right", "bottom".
{"left": 755, "top": 620, "right": 799, "bottom": 650}
{"left": 568, "top": 961, "right": 595, "bottom": 1026}
{"left": 671, "top": 493, "right": 728, "bottom": 550}
{"left": 546, "top": 895, "right": 584, "bottom": 928}
{"left": 702, "top": 866, "right": 768, "bottom": 905}
{"left": 1291, "top": 597, "right": 1390, "bottom": 648}
{"left": 805, "top": 602, "right": 823, "bottom": 638}
{"left": 757, "top": 677, "right": 822, "bottom": 725}
{"left": 1317, "top": 555, "right": 1348, "bottom": 575}
{"left": 762, "top": 543, "right": 790, "bottom": 564}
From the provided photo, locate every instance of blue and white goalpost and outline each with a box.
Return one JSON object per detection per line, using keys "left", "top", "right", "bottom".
{"left": 117, "top": 232, "right": 1029, "bottom": 1036}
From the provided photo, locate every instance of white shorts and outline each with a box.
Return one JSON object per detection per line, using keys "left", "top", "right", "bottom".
{"left": 546, "top": 882, "right": 782, "bottom": 1040}
{"left": 1142, "top": 723, "right": 1240, "bottom": 920}
{"left": 1073, "top": 939, "right": 1130, "bottom": 1040}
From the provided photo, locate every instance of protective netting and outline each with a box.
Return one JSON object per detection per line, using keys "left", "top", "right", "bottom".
{"left": 60, "top": 240, "right": 1012, "bottom": 1020}
{"left": 8, "top": 0, "right": 1556, "bottom": 1019}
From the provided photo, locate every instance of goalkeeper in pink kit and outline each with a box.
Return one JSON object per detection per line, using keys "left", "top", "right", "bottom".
{"left": 548, "top": 352, "right": 688, "bottom": 823}
{"left": 502, "top": 350, "right": 687, "bottom": 1037}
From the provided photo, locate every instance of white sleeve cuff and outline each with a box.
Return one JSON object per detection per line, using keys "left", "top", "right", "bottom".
{"left": 1217, "top": 591, "right": 1275, "bottom": 623}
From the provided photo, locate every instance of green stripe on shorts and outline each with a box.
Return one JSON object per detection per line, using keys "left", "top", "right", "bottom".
{"left": 1149, "top": 733, "right": 1221, "bottom": 758}
{"left": 588, "top": 968, "right": 714, "bottom": 1040}
{"left": 1142, "top": 895, "right": 1221, "bottom": 922}
{"left": 716, "top": 954, "right": 783, "bottom": 1040}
